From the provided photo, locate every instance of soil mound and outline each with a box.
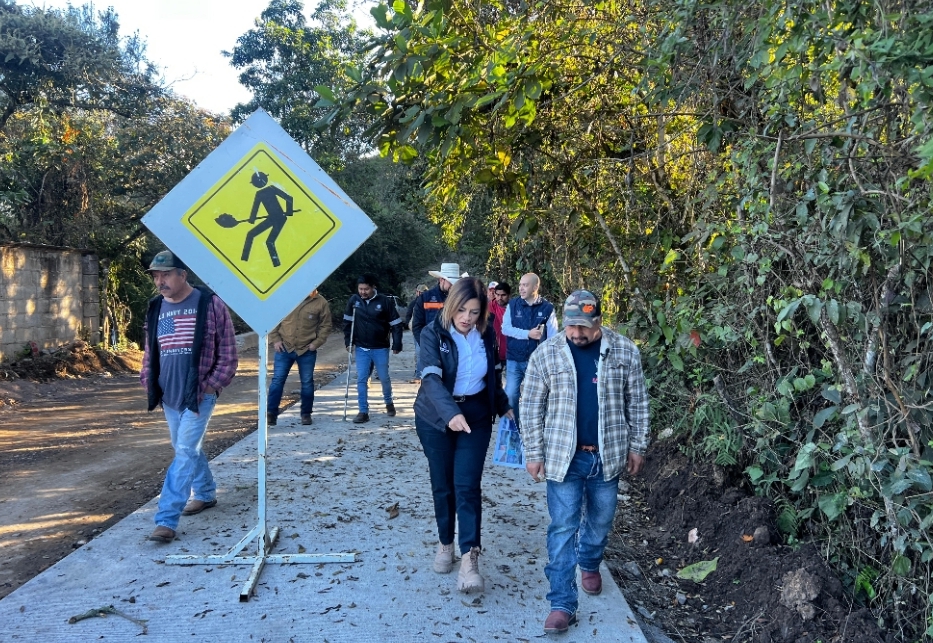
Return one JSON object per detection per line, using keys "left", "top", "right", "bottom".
{"left": 0, "top": 341, "right": 142, "bottom": 382}
{"left": 608, "top": 438, "right": 890, "bottom": 643}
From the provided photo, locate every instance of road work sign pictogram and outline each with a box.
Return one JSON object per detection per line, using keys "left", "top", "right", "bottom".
{"left": 183, "top": 142, "right": 340, "bottom": 296}
{"left": 142, "top": 109, "right": 376, "bottom": 334}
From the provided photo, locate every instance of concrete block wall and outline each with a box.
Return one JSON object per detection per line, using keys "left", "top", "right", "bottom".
{"left": 0, "top": 244, "right": 100, "bottom": 362}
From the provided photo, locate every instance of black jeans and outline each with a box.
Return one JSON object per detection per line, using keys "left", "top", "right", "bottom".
{"left": 416, "top": 391, "right": 493, "bottom": 555}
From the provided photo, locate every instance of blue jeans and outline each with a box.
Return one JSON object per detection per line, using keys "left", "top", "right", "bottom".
{"left": 267, "top": 348, "right": 317, "bottom": 416}
{"left": 505, "top": 359, "right": 529, "bottom": 429}
{"left": 416, "top": 394, "right": 493, "bottom": 554}
{"left": 355, "top": 347, "right": 392, "bottom": 413}
{"left": 545, "top": 450, "right": 620, "bottom": 615}
{"left": 155, "top": 394, "right": 218, "bottom": 530}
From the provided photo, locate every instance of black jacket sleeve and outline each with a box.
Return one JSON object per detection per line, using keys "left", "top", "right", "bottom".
{"left": 388, "top": 296, "right": 403, "bottom": 351}
{"left": 411, "top": 293, "right": 426, "bottom": 344}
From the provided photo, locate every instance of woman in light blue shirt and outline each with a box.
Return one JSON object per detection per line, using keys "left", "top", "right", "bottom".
{"left": 413, "top": 277, "right": 512, "bottom": 595}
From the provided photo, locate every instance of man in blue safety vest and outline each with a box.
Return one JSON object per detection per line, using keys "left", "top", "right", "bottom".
{"left": 502, "top": 272, "right": 558, "bottom": 429}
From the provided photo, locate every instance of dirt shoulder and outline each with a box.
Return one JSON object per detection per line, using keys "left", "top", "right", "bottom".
{"left": 0, "top": 338, "right": 348, "bottom": 600}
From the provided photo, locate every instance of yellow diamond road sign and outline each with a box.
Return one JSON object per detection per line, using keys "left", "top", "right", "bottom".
{"left": 183, "top": 143, "right": 340, "bottom": 298}
{"left": 142, "top": 109, "right": 376, "bottom": 335}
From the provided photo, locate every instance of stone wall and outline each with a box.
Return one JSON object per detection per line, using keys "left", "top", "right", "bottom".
{"left": 0, "top": 244, "right": 100, "bottom": 362}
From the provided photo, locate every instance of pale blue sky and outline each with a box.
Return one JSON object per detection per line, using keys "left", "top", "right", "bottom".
{"left": 31, "top": 0, "right": 375, "bottom": 115}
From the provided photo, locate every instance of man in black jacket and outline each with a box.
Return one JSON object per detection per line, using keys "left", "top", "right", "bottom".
{"left": 410, "top": 263, "right": 462, "bottom": 382}
{"left": 344, "top": 275, "right": 403, "bottom": 423}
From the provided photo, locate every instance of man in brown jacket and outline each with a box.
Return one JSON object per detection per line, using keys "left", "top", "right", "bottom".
{"left": 267, "top": 290, "right": 333, "bottom": 425}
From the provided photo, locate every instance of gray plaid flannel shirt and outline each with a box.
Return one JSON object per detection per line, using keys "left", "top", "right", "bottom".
{"left": 520, "top": 327, "right": 649, "bottom": 482}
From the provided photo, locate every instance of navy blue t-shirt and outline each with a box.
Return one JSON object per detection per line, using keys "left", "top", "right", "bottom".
{"left": 567, "top": 337, "right": 601, "bottom": 447}
{"left": 157, "top": 289, "right": 200, "bottom": 411}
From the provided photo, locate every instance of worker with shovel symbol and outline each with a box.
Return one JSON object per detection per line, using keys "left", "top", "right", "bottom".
{"left": 215, "top": 171, "right": 295, "bottom": 268}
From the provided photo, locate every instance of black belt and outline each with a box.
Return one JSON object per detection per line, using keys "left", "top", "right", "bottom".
{"left": 452, "top": 390, "right": 485, "bottom": 403}
{"left": 578, "top": 444, "right": 599, "bottom": 453}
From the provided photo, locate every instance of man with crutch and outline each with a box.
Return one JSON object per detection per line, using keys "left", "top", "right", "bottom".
{"left": 343, "top": 274, "right": 403, "bottom": 424}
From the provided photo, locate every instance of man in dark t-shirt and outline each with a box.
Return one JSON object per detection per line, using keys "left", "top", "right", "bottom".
{"left": 140, "top": 250, "right": 238, "bottom": 544}
{"left": 520, "top": 289, "right": 649, "bottom": 634}
{"left": 157, "top": 289, "right": 201, "bottom": 411}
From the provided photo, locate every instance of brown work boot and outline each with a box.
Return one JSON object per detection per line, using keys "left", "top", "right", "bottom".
{"left": 386, "top": 403, "right": 396, "bottom": 417}
{"left": 581, "top": 570, "right": 602, "bottom": 595}
{"left": 266, "top": 412, "right": 277, "bottom": 426}
{"left": 433, "top": 542, "right": 455, "bottom": 574}
{"left": 182, "top": 498, "right": 217, "bottom": 516}
{"left": 301, "top": 414, "right": 312, "bottom": 425}
{"left": 457, "top": 546, "right": 484, "bottom": 593}
{"left": 148, "top": 525, "right": 176, "bottom": 543}
{"left": 543, "top": 610, "right": 577, "bottom": 634}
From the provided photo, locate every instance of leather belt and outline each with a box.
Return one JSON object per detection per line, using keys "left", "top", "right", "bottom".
{"left": 452, "top": 390, "right": 485, "bottom": 403}
{"left": 578, "top": 444, "right": 599, "bottom": 453}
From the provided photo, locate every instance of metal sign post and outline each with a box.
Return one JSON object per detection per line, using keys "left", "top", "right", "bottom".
{"left": 165, "top": 335, "right": 356, "bottom": 601}
{"left": 143, "top": 109, "right": 376, "bottom": 600}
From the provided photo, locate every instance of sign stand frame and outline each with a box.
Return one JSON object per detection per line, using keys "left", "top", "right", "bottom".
{"left": 165, "top": 334, "right": 357, "bottom": 601}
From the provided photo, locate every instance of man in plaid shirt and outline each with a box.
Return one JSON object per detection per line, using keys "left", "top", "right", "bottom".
{"left": 520, "top": 289, "right": 649, "bottom": 634}
{"left": 140, "top": 250, "right": 238, "bottom": 544}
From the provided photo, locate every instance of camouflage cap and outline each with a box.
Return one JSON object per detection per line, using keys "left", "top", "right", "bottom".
{"left": 562, "top": 289, "right": 601, "bottom": 328}
{"left": 148, "top": 250, "right": 187, "bottom": 272}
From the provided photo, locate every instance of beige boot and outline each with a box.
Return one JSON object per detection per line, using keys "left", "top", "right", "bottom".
{"left": 457, "top": 546, "right": 484, "bottom": 593}
{"left": 434, "top": 542, "right": 455, "bottom": 573}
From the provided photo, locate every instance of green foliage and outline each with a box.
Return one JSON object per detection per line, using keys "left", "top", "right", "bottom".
{"left": 855, "top": 566, "right": 879, "bottom": 602}
{"left": 677, "top": 394, "right": 742, "bottom": 467}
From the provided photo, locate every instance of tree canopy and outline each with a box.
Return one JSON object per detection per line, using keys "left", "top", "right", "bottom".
{"left": 0, "top": 0, "right": 160, "bottom": 131}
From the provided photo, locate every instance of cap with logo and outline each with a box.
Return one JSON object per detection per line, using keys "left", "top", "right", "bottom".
{"left": 487, "top": 281, "right": 498, "bottom": 289}
{"left": 148, "top": 250, "right": 187, "bottom": 272}
{"left": 562, "top": 290, "right": 601, "bottom": 328}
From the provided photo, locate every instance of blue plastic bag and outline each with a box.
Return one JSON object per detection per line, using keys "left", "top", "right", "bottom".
{"left": 492, "top": 416, "right": 525, "bottom": 469}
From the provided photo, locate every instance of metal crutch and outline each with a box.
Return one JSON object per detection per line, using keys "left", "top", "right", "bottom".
{"left": 343, "top": 307, "right": 357, "bottom": 420}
